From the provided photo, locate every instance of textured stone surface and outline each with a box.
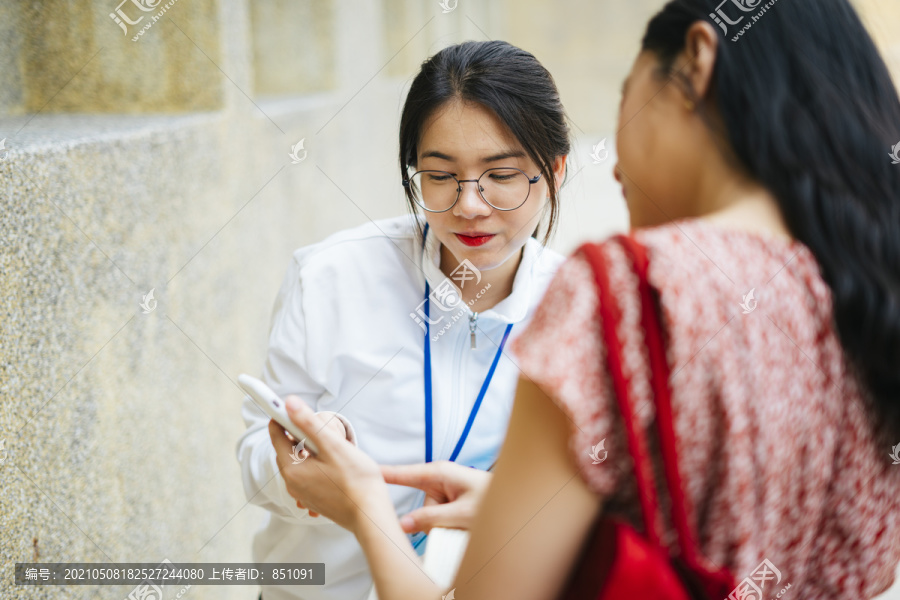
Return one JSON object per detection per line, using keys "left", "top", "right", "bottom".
{"left": 250, "top": 0, "right": 337, "bottom": 95}
{"left": 0, "top": 1, "right": 407, "bottom": 597}
{"left": 13, "top": 0, "right": 222, "bottom": 115}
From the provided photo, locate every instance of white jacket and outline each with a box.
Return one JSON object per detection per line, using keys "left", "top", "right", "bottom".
{"left": 235, "top": 214, "right": 565, "bottom": 600}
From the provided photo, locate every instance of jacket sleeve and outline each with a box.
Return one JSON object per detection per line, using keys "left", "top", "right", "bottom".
{"left": 234, "top": 253, "right": 357, "bottom": 523}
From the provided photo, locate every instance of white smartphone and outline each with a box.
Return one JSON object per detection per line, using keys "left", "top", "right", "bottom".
{"left": 238, "top": 374, "right": 319, "bottom": 456}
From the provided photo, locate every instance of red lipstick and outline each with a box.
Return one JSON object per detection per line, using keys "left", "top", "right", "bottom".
{"left": 455, "top": 233, "right": 495, "bottom": 247}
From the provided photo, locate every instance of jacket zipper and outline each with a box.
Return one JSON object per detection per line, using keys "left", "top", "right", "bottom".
{"left": 442, "top": 309, "right": 479, "bottom": 460}
{"left": 443, "top": 312, "right": 469, "bottom": 459}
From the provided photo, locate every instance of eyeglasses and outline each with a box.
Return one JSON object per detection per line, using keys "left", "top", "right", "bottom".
{"left": 402, "top": 167, "right": 542, "bottom": 212}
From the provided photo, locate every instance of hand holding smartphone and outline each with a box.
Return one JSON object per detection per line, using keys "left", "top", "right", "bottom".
{"left": 238, "top": 374, "right": 320, "bottom": 456}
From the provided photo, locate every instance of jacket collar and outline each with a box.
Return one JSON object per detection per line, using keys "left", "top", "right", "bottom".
{"left": 419, "top": 220, "right": 542, "bottom": 324}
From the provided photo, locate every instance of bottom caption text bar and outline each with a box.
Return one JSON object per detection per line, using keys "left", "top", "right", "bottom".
{"left": 15, "top": 563, "right": 325, "bottom": 585}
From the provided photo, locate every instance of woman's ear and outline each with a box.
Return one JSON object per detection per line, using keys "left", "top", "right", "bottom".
{"left": 552, "top": 154, "right": 568, "bottom": 195}
{"left": 680, "top": 20, "right": 719, "bottom": 103}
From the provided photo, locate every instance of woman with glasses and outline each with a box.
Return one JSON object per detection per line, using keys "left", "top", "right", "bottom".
{"left": 237, "top": 40, "right": 570, "bottom": 600}
{"left": 267, "top": 0, "right": 900, "bottom": 598}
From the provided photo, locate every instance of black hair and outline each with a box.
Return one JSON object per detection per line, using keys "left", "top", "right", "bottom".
{"left": 643, "top": 0, "right": 900, "bottom": 429}
{"left": 399, "top": 40, "right": 571, "bottom": 246}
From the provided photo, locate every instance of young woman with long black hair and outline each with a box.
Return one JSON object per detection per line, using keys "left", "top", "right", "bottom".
{"left": 271, "top": 0, "right": 900, "bottom": 598}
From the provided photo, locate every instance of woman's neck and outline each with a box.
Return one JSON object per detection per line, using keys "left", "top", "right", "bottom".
{"left": 695, "top": 170, "right": 793, "bottom": 242}
{"left": 691, "top": 148, "right": 793, "bottom": 241}
{"left": 439, "top": 243, "right": 523, "bottom": 312}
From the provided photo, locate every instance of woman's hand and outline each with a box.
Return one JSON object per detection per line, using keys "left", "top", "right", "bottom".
{"left": 277, "top": 397, "right": 347, "bottom": 516}
{"left": 268, "top": 396, "right": 388, "bottom": 534}
{"left": 381, "top": 461, "right": 492, "bottom": 534}
{"left": 279, "top": 396, "right": 347, "bottom": 446}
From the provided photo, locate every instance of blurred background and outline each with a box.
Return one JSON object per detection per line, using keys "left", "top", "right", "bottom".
{"left": 1, "top": 0, "right": 899, "bottom": 598}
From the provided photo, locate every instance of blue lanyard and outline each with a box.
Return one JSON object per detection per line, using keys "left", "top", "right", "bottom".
{"left": 423, "top": 283, "right": 514, "bottom": 463}
{"left": 420, "top": 223, "right": 514, "bottom": 464}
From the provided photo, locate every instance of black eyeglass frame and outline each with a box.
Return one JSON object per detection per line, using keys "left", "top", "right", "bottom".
{"left": 402, "top": 167, "right": 543, "bottom": 213}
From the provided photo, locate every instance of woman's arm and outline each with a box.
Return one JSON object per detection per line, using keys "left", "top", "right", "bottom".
{"left": 275, "top": 376, "right": 603, "bottom": 600}
{"left": 445, "top": 377, "right": 602, "bottom": 599}
{"left": 270, "top": 404, "right": 441, "bottom": 597}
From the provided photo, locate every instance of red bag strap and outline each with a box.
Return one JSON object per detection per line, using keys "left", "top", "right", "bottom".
{"left": 579, "top": 239, "right": 663, "bottom": 547}
{"left": 615, "top": 237, "right": 697, "bottom": 553}
{"left": 578, "top": 236, "right": 734, "bottom": 598}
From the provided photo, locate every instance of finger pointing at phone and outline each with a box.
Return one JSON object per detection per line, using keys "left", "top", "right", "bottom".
{"left": 380, "top": 461, "right": 492, "bottom": 533}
